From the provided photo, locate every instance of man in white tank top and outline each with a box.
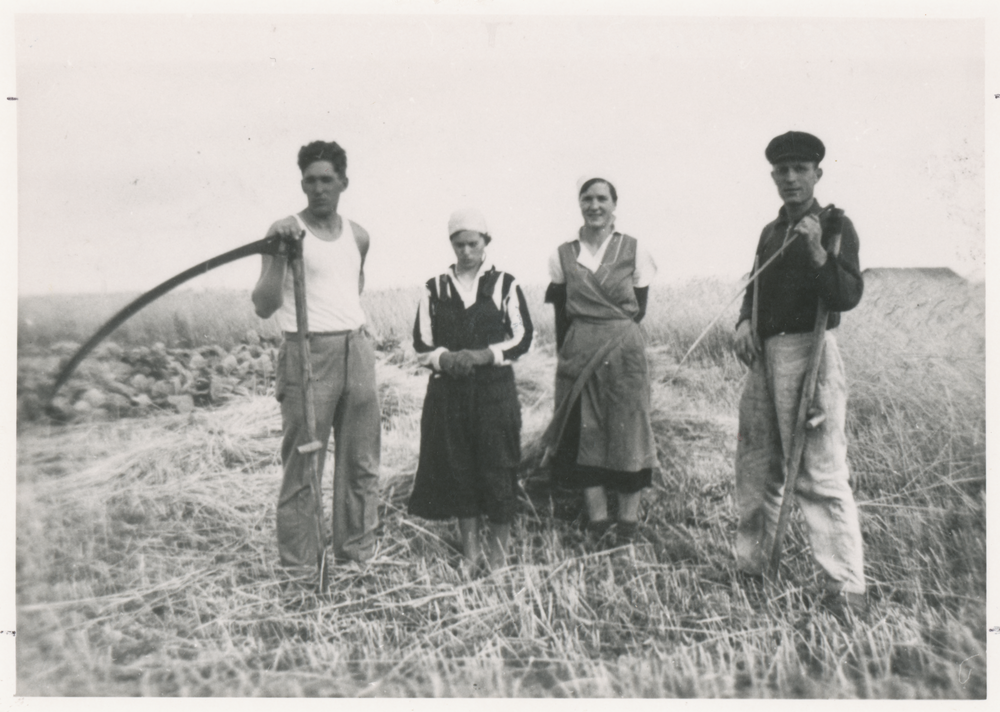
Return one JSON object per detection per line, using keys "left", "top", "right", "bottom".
{"left": 252, "top": 140, "right": 381, "bottom": 568}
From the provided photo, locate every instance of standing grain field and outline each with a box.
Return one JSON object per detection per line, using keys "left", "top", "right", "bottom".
{"left": 15, "top": 275, "right": 985, "bottom": 697}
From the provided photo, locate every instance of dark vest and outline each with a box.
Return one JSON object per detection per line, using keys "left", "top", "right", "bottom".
{"left": 426, "top": 269, "right": 513, "bottom": 352}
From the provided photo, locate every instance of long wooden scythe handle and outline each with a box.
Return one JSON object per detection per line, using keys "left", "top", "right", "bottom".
{"left": 47, "top": 234, "right": 287, "bottom": 405}
{"left": 287, "top": 233, "right": 329, "bottom": 593}
{"left": 767, "top": 208, "right": 845, "bottom": 576}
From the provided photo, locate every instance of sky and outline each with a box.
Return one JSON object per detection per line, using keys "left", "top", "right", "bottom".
{"left": 10, "top": 3, "right": 987, "bottom": 297}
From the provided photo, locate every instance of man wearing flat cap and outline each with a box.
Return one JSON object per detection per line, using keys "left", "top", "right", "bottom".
{"left": 732, "top": 131, "right": 866, "bottom": 614}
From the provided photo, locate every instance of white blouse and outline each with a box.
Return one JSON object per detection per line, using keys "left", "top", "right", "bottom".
{"left": 547, "top": 231, "right": 657, "bottom": 287}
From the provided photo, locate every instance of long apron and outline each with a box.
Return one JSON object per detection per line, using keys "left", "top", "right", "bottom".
{"left": 408, "top": 271, "right": 523, "bottom": 523}
{"left": 544, "top": 234, "right": 658, "bottom": 475}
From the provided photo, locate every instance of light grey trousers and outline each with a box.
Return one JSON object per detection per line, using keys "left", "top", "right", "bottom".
{"left": 276, "top": 331, "right": 381, "bottom": 566}
{"left": 735, "top": 331, "right": 865, "bottom": 594}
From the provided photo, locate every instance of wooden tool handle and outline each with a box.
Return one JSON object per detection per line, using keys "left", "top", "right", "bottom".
{"left": 767, "top": 213, "right": 843, "bottom": 576}
{"left": 288, "top": 232, "right": 329, "bottom": 592}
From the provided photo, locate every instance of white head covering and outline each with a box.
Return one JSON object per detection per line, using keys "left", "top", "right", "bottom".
{"left": 448, "top": 208, "right": 489, "bottom": 238}
{"left": 576, "top": 172, "right": 618, "bottom": 196}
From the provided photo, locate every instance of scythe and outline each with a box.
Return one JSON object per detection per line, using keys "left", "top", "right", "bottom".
{"left": 46, "top": 234, "right": 287, "bottom": 406}
{"left": 45, "top": 231, "right": 330, "bottom": 590}
{"left": 768, "top": 207, "right": 845, "bottom": 576}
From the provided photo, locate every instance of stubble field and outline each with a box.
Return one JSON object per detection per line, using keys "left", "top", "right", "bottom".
{"left": 14, "top": 273, "right": 986, "bottom": 697}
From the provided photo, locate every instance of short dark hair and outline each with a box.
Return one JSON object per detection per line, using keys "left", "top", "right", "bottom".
{"left": 297, "top": 141, "right": 347, "bottom": 176}
{"left": 579, "top": 178, "right": 617, "bottom": 203}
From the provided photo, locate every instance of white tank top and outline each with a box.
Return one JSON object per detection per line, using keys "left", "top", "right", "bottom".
{"left": 275, "top": 214, "right": 368, "bottom": 333}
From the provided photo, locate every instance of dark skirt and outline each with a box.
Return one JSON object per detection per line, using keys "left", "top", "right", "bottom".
{"left": 408, "top": 366, "right": 522, "bottom": 524}
{"left": 551, "top": 397, "right": 652, "bottom": 494}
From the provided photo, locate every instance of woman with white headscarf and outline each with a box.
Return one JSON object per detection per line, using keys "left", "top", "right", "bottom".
{"left": 409, "top": 209, "right": 534, "bottom": 570}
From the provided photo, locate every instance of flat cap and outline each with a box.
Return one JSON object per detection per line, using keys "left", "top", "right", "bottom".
{"left": 765, "top": 131, "right": 825, "bottom": 164}
{"left": 448, "top": 207, "right": 489, "bottom": 238}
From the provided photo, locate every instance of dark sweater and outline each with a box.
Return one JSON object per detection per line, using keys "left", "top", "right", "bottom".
{"left": 737, "top": 200, "right": 863, "bottom": 339}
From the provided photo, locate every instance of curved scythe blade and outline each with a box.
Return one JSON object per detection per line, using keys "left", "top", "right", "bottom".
{"left": 47, "top": 235, "right": 284, "bottom": 406}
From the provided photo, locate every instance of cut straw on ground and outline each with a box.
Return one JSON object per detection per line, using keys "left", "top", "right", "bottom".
{"left": 15, "top": 275, "right": 985, "bottom": 697}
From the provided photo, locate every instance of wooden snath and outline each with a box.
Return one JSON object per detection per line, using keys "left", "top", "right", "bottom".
{"left": 287, "top": 231, "right": 329, "bottom": 593}
{"left": 767, "top": 208, "right": 844, "bottom": 577}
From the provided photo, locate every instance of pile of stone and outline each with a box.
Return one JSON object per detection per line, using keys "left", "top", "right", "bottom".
{"left": 18, "top": 335, "right": 279, "bottom": 423}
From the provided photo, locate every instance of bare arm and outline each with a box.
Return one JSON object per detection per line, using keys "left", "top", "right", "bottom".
{"left": 251, "top": 216, "right": 301, "bottom": 318}
{"left": 352, "top": 221, "right": 370, "bottom": 295}
{"left": 252, "top": 254, "right": 287, "bottom": 318}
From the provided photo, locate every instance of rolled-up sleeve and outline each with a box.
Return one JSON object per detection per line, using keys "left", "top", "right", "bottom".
{"left": 737, "top": 227, "right": 771, "bottom": 328}
{"left": 547, "top": 249, "right": 566, "bottom": 284}
{"left": 633, "top": 242, "right": 657, "bottom": 288}
{"left": 815, "top": 215, "right": 863, "bottom": 313}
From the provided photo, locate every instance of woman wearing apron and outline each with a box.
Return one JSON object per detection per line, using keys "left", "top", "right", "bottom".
{"left": 544, "top": 175, "right": 658, "bottom": 542}
{"left": 409, "top": 209, "right": 534, "bottom": 571}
